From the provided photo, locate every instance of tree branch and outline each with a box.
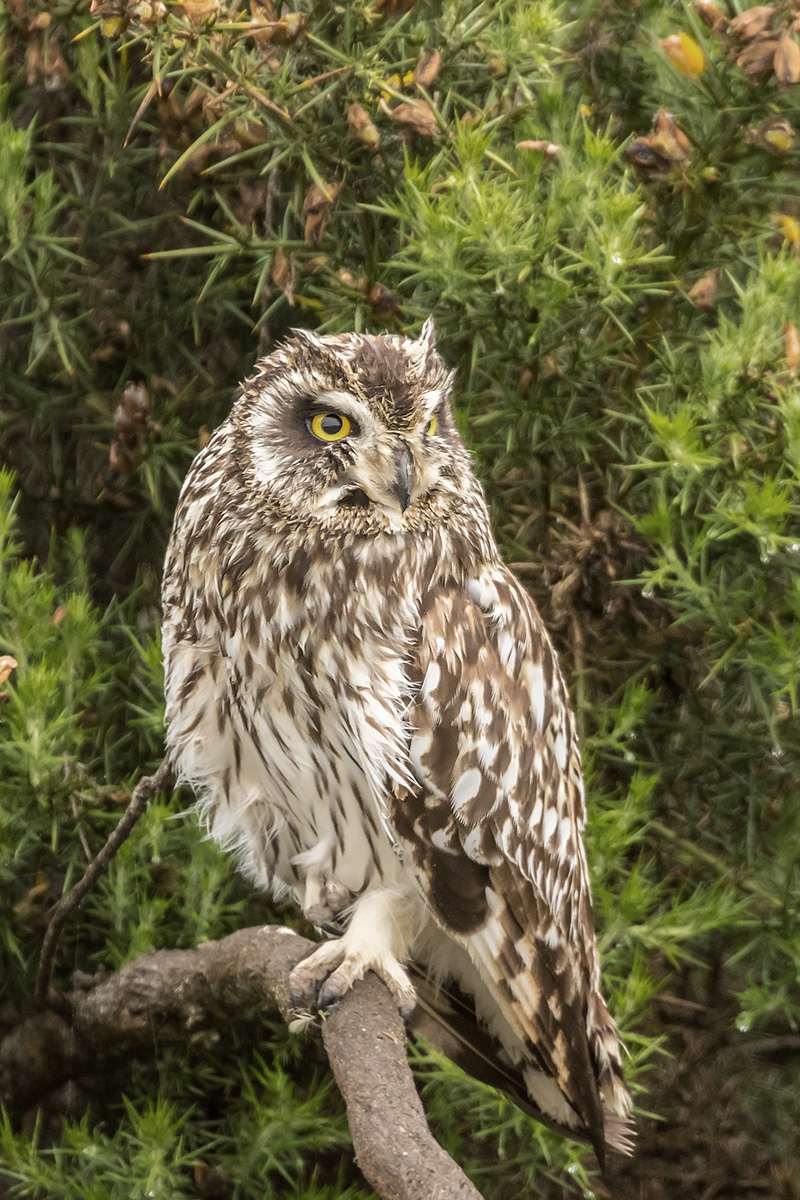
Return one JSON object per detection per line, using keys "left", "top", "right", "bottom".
{"left": 9, "top": 926, "right": 485, "bottom": 1200}
{"left": 34, "top": 757, "right": 174, "bottom": 1006}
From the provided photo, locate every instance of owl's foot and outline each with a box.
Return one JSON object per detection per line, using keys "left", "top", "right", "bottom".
{"left": 289, "top": 938, "right": 416, "bottom": 1018}
{"left": 289, "top": 888, "right": 417, "bottom": 1020}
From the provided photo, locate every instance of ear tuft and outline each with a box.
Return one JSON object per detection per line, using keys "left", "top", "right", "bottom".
{"left": 417, "top": 316, "right": 437, "bottom": 353}
{"left": 288, "top": 327, "right": 324, "bottom": 349}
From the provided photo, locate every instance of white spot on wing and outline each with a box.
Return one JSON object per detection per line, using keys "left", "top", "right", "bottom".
{"left": 451, "top": 768, "right": 482, "bottom": 813}
{"left": 523, "top": 661, "right": 546, "bottom": 728}
{"left": 477, "top": 738, "right": 496, "bottom": 771}
{"left": 421, "top": 661, "right": 441, "bottom": 699}
{"left": 496, "top": 631, "right": 514, "bottom": 668}
{"left": 558, "top": 816, "right": 572, "bottom": 859}
{"left": 467, "top": 576, "right": 496, "bottom": 610}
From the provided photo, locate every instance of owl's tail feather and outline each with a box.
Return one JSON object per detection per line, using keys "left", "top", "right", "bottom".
{"left": 407, "top": 965, "right": 634, "bottom": 1164}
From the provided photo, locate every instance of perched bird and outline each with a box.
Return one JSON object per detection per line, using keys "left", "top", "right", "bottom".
{"left": 161, "top": 321, "right": 633, "bottom": 1162}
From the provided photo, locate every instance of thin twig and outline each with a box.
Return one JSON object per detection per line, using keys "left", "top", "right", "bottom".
{"left": 69, "top": 794, "right": 94, "bottom": 864}
{"left": 35, "top": 757, "right": 174, "bottom": 1005}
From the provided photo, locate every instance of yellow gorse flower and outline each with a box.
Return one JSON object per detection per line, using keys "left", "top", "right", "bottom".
{"left": 660, "top": 32, "right": 706, "bottom": 78}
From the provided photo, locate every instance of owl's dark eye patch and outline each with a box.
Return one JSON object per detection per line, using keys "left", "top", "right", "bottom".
{"left": 340, "top": 484, "right": 374, "bottom": 508}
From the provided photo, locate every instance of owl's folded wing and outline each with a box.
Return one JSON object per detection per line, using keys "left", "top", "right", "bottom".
{"left": 390, "top": 566, "right": 633, "bottom": 1161}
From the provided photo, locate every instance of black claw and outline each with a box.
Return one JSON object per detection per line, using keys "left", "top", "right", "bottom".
{"left": 399, "top": 999, "right": 416, "bottom": 1022}
{"left": 317, "top": 980, "right": 341, "bottom": 1010}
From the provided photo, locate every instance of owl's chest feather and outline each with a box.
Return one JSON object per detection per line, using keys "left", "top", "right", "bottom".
{"left": 164, "top": 540, "right": 428, "bottom": 903}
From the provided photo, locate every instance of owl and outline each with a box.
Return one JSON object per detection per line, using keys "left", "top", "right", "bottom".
{"left": 161, "top": 320, "right": 633, "bottom": 1163}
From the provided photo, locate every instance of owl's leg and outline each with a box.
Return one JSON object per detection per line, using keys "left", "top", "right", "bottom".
{"left": 289, "top": 887, "right": 417, "bottom": 1019}
{"left": 301, "top": 873, "right": 354, "bottom": 929}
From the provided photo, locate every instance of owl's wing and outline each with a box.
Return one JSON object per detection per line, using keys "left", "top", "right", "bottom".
{"left": 391, "top": 566, "right": 632, "bottom": 1161}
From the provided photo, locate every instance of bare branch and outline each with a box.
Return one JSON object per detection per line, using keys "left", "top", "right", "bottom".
{"left": 35, "top": 757, "right": 174, "bottom": 1005}
{"left": 11, "top": 927, "right": 485, "bottom": 1200}
{"left": 323, "top": 970, "right": 486, "bottom": 1200}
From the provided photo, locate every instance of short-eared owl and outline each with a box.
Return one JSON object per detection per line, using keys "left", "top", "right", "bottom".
{"left": 161, "top": 320, "right": 633, "bottom": 1161}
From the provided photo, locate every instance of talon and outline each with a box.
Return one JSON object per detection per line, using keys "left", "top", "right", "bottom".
{"left": 289, "top": 959, "right": 324, "bottom": 1013}
{"left": 285, "top": 891, "right": 417, "bottom": 1024}
{"left": 398, "top": 996, "right": 416, "bottom": 1022}
{"left": 289, "top": 981, "right": 312, "bottom": 1013}
{"left": 317, "top": 979, "right": 343, "bottom": 1010}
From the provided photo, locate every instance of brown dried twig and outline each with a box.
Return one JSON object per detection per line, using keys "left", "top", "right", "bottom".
{"left": 34, "top": 757, "right": 175, "bottom": 1006}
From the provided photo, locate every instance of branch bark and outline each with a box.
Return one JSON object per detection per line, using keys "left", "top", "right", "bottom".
{"left": 6, "top": 927, "right": 485, "bottom": 1200}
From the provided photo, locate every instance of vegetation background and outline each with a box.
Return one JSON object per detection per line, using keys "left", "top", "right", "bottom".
{"left": 1, "top": 0, "right": 799, "bottom": 1196}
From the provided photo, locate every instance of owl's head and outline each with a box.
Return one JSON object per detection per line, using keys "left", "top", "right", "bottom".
{"left": 228, "top": 319, "right": 481, "bottom": 538}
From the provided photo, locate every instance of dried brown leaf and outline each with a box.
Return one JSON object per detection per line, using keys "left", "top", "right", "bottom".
{"left": 180, "top": 0, "right": 220, "bottom": 21}
{"left": 302, "top": 180, "right": 342, "bottom": 244}
{"left": 103, "top": 382, "right": 154, "bottom": 489}
{"left": 348, "top": 103, "right": 381, "bottom": 150}
{"left": 625, "top": 107, "right": 691, "bottom": 175}
{"left": 728, "top": 5, "right": 775, "bottom": 39}
{"left": 250, "top": 8, "right": 277, "bottom": 49}
{"left": 302, "top": 180, "right": 342, "bottom": 213}
{"left": 368, "top": 282, "right": 399, "bottom": 316}
{"left": 0, "top": 656, "right": 18, "bottom": 688}
{"left": 270, "top": 11, "right": 308, "bottom": 45}
{"left": 271, "top": 247, "right": 296, "bottom": 304}
{"left": 774, "top": 32, "right": 800, "bottom": 83}
{"left": 687, "top": 269, "right": 718, "bottom": 307}
{"left": 379, "top": 97, "right": 439, "bottom": 138}
{"left": 231, "top": 180, "right": 269, "bottom": 226}
{"left": 785, "top": 323, "right": 800, "bottom": 372}
{"left": 694, "top": 0, "right": 727, "bottom": 31}
{"left": 24, "top": 37, "right": 69, "bottom": 89}
{"left": 735, "top": 35, "right": 779, "bottom": 78}
{"left": 413, "top": 49, "right": 442, "bottom": 88}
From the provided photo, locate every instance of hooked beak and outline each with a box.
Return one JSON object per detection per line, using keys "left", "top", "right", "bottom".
{"left": 391, "top": 440, "right": 415, "bottom": 513}
{"left": 326, "top": 436, "right": 419, "bottom": 522}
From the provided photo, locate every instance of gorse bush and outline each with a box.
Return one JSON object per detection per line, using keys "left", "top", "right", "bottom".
{"left": 1, "top": 0, "right": 798, "bottom": 1196}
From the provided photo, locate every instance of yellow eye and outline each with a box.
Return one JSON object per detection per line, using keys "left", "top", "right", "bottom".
{"left": 310, "top": 412, "right": 351, "bottom": 442}
{"left": 425, "top": 415, "right": 438, "bottom": 437}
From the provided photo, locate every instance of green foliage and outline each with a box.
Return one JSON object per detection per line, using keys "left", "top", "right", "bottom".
{"left": 2, "top": 0, "right": 800, "bottom": 1195}
{"left": 0, "top": 1062, "right": 364, "bottom": 1200}
{"left": 0, "top": 467, "right": 107, "bottom": 981}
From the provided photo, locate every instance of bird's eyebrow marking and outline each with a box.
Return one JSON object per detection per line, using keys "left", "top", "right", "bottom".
{"left": 418, "top": 390, "right": 445, "bottom": 419}
{"left": 306, "top": 391, "right": 375, "bottom": 425}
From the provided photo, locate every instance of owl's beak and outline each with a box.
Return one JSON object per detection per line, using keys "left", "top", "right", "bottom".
{"left": 336, "top": 436, "right": 417, "bottom": 521}
{"left": 391, "top": 441, "right": 414, "bottom": 513}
